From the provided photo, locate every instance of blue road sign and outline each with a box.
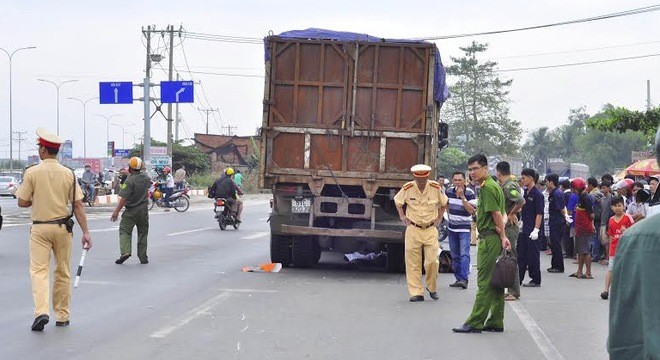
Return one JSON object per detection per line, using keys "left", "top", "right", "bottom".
{"left": 113, "top": 149, "right": 131, "bottom": 157}
{"left": 99, "top": 82, "right": 133, "bottom": 104}
{"left": 161, "top": 81, "right": 194, "bottom": 103}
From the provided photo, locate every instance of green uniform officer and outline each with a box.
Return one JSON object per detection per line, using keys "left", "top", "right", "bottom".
{"left": 111, "top": 156, "right": 151, "bottom": 264}
{"left": 394, "top": 164, "right": 448, "bottom": 302}
{"left": 495, "top": 161, "right": 525, "bottom": 301}
{"left": 453, "top": 154, "right": 511, "bottom": 333}
{"left": 16, "top": 128, "right": 92, "bottom": 331}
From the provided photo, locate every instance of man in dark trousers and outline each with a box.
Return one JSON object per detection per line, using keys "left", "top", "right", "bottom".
{"left": 209, "top": 168, "right": 244, "bottom": 222}
{"left": 111, "top": 157, "right": 151, "bottom": 264}
{"left": 545, "top": 174, "right": 569, "bottom": 273}
{"left": 518, "top": 168, "right": 544, "bottom": 287}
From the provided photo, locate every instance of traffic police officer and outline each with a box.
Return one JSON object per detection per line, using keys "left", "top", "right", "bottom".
{"left": 453, "top": 154, "right": 511, "bottom": 333}
{"left": 16, "top": 128, "right": 92, "bottom": 331}
{"left": 111, "top": 157, "right": 151, "bottom": 264}
{"left": 394, "top": 164, "right": 448, "bottom": 302}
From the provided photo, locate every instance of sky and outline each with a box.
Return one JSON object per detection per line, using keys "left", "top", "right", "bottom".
{"left": 0, "top": 0, "right": 658, "bottom": 160}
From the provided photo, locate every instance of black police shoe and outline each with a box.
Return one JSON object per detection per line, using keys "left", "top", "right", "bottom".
{"left": 55, "top": 320, "right": 70, "bottom": 327}
{"left": 523, "top": 281, "right": 541, "bottom": 287}
{"left": 426, "top": 288, "right": 439, "bottom": 300}
{"left": 452, "top": 323, "right": 482, "bottom": 333}
{"left": 115, "top": 254, "right": 130, "bottom": 264}
{"left": 31, "top": 314, "right": 49, "bottom": 331}
{"left": 409, "top": 295, "right": 424, "bottom": 302}
{"left": 483, "top": 325, "right": 504, "bottom": 332}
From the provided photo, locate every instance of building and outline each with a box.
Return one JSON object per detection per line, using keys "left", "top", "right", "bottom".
{"left": 193, "top": 133, "right": 261, "bottom": 173}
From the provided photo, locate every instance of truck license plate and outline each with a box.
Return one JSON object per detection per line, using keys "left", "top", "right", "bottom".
{"left": 291, "top": 198, "right": 311, "bottom": 213}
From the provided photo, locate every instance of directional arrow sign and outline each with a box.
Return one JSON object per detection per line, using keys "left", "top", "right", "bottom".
{"left": 161, "top": 81, "right": 194, "bottom": 103}
{"left": 99, "top": 82, "right": 133, "bottom": 104}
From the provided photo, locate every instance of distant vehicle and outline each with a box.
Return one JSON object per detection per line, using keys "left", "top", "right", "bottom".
{"left": 0, "top": 176, "right": 19, "bottom": 198}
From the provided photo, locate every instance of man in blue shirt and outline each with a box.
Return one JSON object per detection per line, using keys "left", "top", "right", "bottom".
{"left": 561, "top": 179, "right": 576, "bottom": 258}
{"left": 445, "top": 171, "right": 476, "bottom": 289}
{"left": 518, "top": 168, "right": 545, "bottom": 287}
{"left": 546, "top": 174, "right": 569, "bottom": 273}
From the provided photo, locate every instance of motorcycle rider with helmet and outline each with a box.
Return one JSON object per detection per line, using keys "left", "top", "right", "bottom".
{"left": 209, "top": 167, "right": 244, "bottom": 222}
{"left": 160, "top": 166, "right": 175, "bottom": 209}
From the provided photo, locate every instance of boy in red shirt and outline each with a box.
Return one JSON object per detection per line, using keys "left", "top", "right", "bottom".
{"left": 601, "top": 196, "right": 634, "bottom": 300}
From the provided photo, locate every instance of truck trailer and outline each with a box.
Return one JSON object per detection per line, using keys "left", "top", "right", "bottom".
{"left": 259, "top": 29, "right": 449, "bottom": 271}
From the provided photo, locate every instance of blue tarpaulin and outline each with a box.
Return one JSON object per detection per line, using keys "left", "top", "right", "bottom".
{"left": 265, "top": 28, "right": 449, "bottom": 107}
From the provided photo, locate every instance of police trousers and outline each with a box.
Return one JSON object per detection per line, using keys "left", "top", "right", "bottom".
{"left": 404, "top": 225, "right": 439, "bottom": 296}
{"left": 505, "top": 223, "right": 521, "bottom": 298}
{"left": 119, "top": 207, "right": 149, "bottom": 261}
{"left": 465, "top": 233, "right": 505, "bottom": 329}
{"left": 30, "top": 224, "right": 72, "bottom": 321}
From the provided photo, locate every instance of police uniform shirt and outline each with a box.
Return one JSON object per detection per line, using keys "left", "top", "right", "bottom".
{"left": 394, "top": 180, "right": 448, "bottom": 225}
{"left": 16, "top": 159, "right": 83, "bottom": 221}
{"left": 502, "top": 176, "right": 524, "bottom": 215}
{"left": 521, "top": 185, "right": 544, "bottom": 234}
{"left": 119, "top": 172, "right": 151, "bottom": 208}
{"left": 548, "top": 188, "right": 566, "bottom": 226}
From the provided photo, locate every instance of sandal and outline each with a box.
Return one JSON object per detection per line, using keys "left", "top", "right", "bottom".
{"left": 504, "top": 294, "right": 518, "bottom": 301}
{"left": 569, "top": 273, "right": 580, "bottom": 278}
{"left": 577, "top": 274, "right": 593, "bottom": 279}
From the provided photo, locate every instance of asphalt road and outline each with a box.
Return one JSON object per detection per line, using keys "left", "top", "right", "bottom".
{"left": 0, "top": 195, "right": 610, "bottom": 360}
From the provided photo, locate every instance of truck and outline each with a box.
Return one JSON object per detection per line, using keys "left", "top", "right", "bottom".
{"left": 259, "top": 29, "right": 449, "bottom": 271}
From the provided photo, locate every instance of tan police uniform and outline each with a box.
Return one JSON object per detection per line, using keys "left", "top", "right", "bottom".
{"left": 394, "top": 165, "right": 449, "bottom": 297}
{"left": 15, "top": 128, "right": 83, "bottom": 323}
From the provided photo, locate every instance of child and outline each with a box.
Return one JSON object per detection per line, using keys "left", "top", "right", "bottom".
{"left": 601, "top": 196, "right": 634, "bottom": 300}
{"left": 626, "top": 189, "right": 649, "bottom": 222}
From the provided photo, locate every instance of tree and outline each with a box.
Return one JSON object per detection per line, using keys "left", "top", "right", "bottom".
{"left": 586, "top": 104, "right": 660, "bottom": 144}
{"left": 521, "top": 127, "right": 554, "bottom": 174}
{"left": 436, "top": 147, "right": 469, "bottom": 178}
{"left": 442, "top": 41, "right": 521, "bottom": 156}
{"left": 130, "top": 139, "right": 209, "bottom": 174}
{"left": 550, "top": 107, "right": 589, "bottom": 162}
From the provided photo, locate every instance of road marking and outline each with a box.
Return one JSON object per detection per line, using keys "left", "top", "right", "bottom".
{"left": 241, "top": 231, "right": 269, "bottom": 240}
{"left": 508, "top": 301, "right": 565, "bottom": 360}
{"left": 167, "top": 227, "right": 214, "bottom": 236}
{"left": 90, "top": 226, "right": 119, "bottom": 233}
{"left": 258, "top": 217, "right": 269, "bottom": 221}
{"left": 150, "top": 292, "right": 232, "bottom": 338}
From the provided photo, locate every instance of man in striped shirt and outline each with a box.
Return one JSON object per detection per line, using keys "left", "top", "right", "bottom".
{"left": 446, "top": 171, "right": 476, "bottom": 289}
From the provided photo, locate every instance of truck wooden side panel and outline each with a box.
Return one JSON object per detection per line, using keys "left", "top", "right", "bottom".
{"left": 260, "top": 38, "right": 438, "bottom": 190}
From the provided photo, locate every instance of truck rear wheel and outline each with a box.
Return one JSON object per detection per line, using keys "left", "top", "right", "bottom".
{"left": 386, "top": 243, "right": 406, "bottom": 273}
{"left": 292, "top": 236, "right": 319, "bottom": 268}
{"left": 270, "top": 234, "right": 292, "bottom": 266}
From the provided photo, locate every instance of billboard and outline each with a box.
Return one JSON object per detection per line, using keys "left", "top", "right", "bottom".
{"left": 61, "top": 140, "right": 73, "bottom": 160}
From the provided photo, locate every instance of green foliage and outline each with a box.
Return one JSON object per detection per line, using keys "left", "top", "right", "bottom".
{"left": 130, "top": 139, "right": 209, "bottom": 174}
{"left": 575, "top": 128, "right": 647, "bottom": 176}
{"left": 442, "top": 41, "right": 521, "bottom": 156}
{"left": 586, "top": 104, "right": 660, "bottom": 142}
{"left": 0, "top": 159, "right": 25, "bottom": 169}
{"left": 187, "top": 173, "right": 216, "bottom": 189}
{"left": 436, "top": 147, "right": 469, "bottom": 177}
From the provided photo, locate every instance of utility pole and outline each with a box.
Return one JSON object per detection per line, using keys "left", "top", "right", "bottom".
{"left": 175, "top": 73, "right": 180, "bottom": 142}
{"left": 198, "top": 107, "right": 218, "bottom": 134}
{"left": 142, "top": 25, "right": 153, "bottom": 171}
{"left": 647, "top": 79, "right": 652, "bottom": 111}
{"left": 222, "top": 125, "right": 237, "bottom": 136}
{"left": 166, "top": 25, "right": 175, "bottom": 160}
{"left": 12, "top": 131, "right": 26, "bottom": 167}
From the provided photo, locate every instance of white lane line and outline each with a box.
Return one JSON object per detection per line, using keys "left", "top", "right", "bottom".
{"left": 167, "top": 227, "right": 214, "bottom": 236}
{"left": 508, "top": 301, "right": 565, "bottom": 360}
{"left": 241, "top": 231, "right": 269, "bottom": 240}
{"left": 90, "top": 226, "right": 119, "bottom": 233}
{"left": 258, "top": 217, "right": 269, "bottom": 221}
{"left": 150, "top": 292, "right": 232, "bottom": 339}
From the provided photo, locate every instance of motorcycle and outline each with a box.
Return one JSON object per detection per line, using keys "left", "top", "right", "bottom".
{"left": 214, "top": 197, "right": 240, "bottom": 230}
{"left": 78, "top": 179, "right": 100, "bottom": 206}
{"left": 147, "top": 182, "right": 190, "bottom": 212}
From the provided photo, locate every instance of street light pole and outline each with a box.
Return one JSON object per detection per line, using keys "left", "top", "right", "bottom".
{"left": 37, "top": 78, "right": 78, "bottom": 136}
{"left": 95, "top": 114, "right": 122, "bottom": 157}
{"left": 111, "top": 122, "right": 135, "bottom": 148}
{"left": 1, "top": 46, "right": 36, "bottom": 173}
{"left": 68, "top": 96, "right": 98, "bottom": 158}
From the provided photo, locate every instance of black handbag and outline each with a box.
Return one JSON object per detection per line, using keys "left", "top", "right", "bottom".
{"left": 438, "top": 250, "right": 453, "bottom": 273}
{"left": 491, "top": 250, "right": 517, "bottom": 289}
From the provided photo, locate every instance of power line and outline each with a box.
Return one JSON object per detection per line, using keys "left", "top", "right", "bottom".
{"left": 499, "top": 52, "right": 660, "bottom": 72}
{"left": 419, "top": 4, "right": 660, "bottom": 40}
{"left": 496, "top": 39, "right": 660, "bottom": 59}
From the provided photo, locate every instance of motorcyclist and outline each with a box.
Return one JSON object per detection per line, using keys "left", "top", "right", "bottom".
{"left": 209, "top": 167, "right": 244, "bottom": 222}
{"left": 160, "top": 166, "right": 175, "bottom": 209}
{"left": 81, "top": 164, "right": 96, "bottom": 203}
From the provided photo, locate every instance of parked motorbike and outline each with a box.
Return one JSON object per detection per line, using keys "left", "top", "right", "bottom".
{"left": 147, "top": 182, "right": 190, "bottom": 212}
{"left": 214, "top": 198, "right": 240, "bottom": 230}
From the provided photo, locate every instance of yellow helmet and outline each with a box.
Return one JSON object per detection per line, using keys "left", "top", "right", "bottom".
{"left": 128, "top": 157, "right": 143, "bottom": 170}
{"left": 225, "top": 167, "right": 235, "bottom": 176}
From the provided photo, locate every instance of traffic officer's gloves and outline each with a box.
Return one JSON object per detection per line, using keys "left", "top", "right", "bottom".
{"left": 565, "top": 214, "right": 573, "bottom": 224}
{"left": 530, "top": 228, "right": 540, "bottom": 240}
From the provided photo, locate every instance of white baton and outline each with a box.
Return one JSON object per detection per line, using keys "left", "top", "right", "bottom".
{"left": 73, "top": 249, "right": 88, "bottom": 289}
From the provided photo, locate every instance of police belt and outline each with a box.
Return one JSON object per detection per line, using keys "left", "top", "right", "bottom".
{"left": 408, "top": 220, "right": 435, "bottom": 229}
{"left": 478, "top": 229, "right": 498, "bottom": 238}
{"left": 33, "top": 218, "right": 68, "bottom": 226}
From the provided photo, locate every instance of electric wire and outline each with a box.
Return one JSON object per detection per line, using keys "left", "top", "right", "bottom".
{"left": 499, "top": 52, "right": 660, "bottom": 72}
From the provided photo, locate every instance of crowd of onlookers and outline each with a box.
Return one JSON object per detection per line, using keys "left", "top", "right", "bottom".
{"left": 438, "top": 168, "right": 658, "bottom": 301}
